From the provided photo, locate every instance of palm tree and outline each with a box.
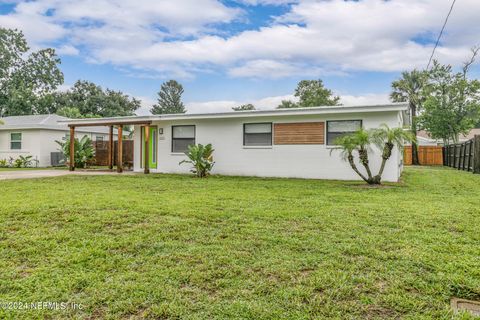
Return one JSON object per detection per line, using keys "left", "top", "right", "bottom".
{"left": 334, "top": 126, "right": 415, "bottom": 185}
{"left": 390, "top": 69, "right": 427, "bottom": 165}
{"left": 333, "top": 134, "right": 371, "bottom": 184}
{"left": 371, "top": 124, "right": 416, "bottom": 183}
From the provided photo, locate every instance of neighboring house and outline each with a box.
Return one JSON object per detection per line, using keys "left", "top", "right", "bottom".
{"left": 0, "top": 114, "right": 118, "bottom": 167}
{"left": 416, "top": 129, "right": 480, "bottom": 145}
{"left": 64, "top": 103, "right": 407, "bottom": 182}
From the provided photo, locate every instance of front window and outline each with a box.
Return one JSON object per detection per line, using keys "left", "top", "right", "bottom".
{"left": 96, "top": 136, "right": 104, "bottom": 142}
{"left": 10, "top": 132, "right": 22, "bottom": 150}
{"left": 172, "top": 125, "right": 195, "bottom": 153}
{"left": 243, "top": 123, "right": 272, "bottom": 146}
{"left": 327, "top": 120, "right": 362, "bottom": 145}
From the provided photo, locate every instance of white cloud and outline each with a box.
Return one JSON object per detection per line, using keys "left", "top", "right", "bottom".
{"left": 184, "top": 92, "right": 393, "bottom": 114}
{"left": 56, "top": 44, "right": 79, "bottom": 56}
{"left": 339, "top": 93, "right": 391, "bottom": 106}
{"left": 236, "top": 0, "right": 296, "bottom": 6}
{"left": 186, "top": 94, "right": 295, "bottom": 113}
{"left": 1, "top": 0, "right": 479, "bottom": 78}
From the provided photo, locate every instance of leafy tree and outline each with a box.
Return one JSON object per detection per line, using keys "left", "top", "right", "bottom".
{"left": 56, "top": 106, "right": 83, "bottom": 119}
{"left": 151, "top": 80, "right": 186, "bottom": 114}
{"left": 419, "top": 50, "right": 480, "bottom": 144}
{"left": 295, "top": 79, "right": 340, "bottom": 107}
{"left": 390, "top": 69, "right": 428, "bottom": 165}
{"left": 277, "top": 100, "right": 298, "bottom": 109}
{"left": 56, "top": 135, "right": 95, "bottom": 168}
{"left": 0, "top": 28, "right": 63, "bottom": 117}
{"left": 232, "top": 103, "right": 255, "bottom": 111}
{"left": 52, "top": 80, "right": 141, "bottom": 117}
{"left": 276, "top": 79, "right": 339, "bottom": 109}
{"left": 333, "top": 125, "right": 414, "bottom": 185}
{"left": 179, "top": 144, "right": 215, "bottom": 178}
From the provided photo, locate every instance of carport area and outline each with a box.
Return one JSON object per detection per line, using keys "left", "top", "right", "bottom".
{"left": 63, "top": 117, "right": 153, "bottom": 174}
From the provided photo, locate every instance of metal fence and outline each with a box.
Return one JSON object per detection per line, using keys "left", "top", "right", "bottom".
{"left": 443, "top": 135, "right": 480, "bottom": 173}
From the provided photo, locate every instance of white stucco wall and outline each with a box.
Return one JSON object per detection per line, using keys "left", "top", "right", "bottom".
{"left": 0, "top": 129, "right": 115, "bottom": 167}
{"left": 133, "top": 110, "right": 404, "bottom": 182}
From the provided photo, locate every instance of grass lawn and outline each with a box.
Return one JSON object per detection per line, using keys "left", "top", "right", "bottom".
{"left": 0, "top": 167, "right": 479, "bottom": 319}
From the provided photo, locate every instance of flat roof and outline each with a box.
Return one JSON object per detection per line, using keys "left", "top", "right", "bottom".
{"left": 0, "top": 114, "right": 117, "bottom": 134}
{"left": 61, "top": 103, "right": 408, "bottom": 126}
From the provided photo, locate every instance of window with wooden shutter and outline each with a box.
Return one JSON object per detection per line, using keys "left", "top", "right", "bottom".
{"left": 273, "top": 122, "right": 325, "bottom": 145}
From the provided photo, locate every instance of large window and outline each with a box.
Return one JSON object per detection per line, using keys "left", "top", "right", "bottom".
{"left": 327, "top": 120, "right": 362, "bottom": 145}
{"left": 172, "top": 125, "right": 195, "bottom": 153}
{"left": 10, "top": 132, "right": 22, "bottom": 150}
{"left": 243, "top": 123, "right": 272, "bottom": 146}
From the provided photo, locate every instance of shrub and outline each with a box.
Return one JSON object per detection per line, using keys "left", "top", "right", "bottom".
{"left": 56, "top": 135, "right": 95, "bottom": 168}
{"left": 0, "top": 159, "right": 7, "bottom": 167}
{"left": 179, "top": 144, "right": 215, "bottom": 178}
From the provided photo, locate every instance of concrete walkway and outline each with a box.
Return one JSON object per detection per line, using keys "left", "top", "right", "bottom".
{"left": 0, "top": 169, "right": 133, "bottom": 180}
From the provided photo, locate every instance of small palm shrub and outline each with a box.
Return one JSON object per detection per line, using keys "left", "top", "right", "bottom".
{"left": 0, "top": 159, "right": 8, "bottom": 167}
{"left": 179, "top": 144, "right": 215, "bottom": 178}
{"left": 333, "top": 125, "right": 415, "bottom": 185}
{"left": 15, "top": 155, "right": 37, "bottom": 168}
{"left": 56, "top": 135, "right": 95, "bottom": 168}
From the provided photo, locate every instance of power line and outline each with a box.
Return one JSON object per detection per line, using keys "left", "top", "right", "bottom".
{"left": 426, "top": 0, "right": 457, "bottom": 70}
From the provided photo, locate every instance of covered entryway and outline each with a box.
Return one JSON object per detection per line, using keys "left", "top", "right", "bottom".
{"left": 65, "top": 119, "right": 153, "bottom": 174}
{"left": 141, "top": 126, "right": 158, "bottom": 170}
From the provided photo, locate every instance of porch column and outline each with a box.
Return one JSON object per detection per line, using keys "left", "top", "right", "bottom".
{"left": 69, "top": 126, "right": 75, "bottom": 171}
{"left": 144, "top": 125, "right": 150, "bottom": 174}
{"left": 117, "top": 125, "right": 123, "bottom": 173}
{"left": 108, "top": 125, "right": 114, "bottom": 170}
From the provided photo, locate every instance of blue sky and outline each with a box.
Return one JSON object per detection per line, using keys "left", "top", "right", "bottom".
{"left": 1, "top": 0, "right": 479, "bottom": 114}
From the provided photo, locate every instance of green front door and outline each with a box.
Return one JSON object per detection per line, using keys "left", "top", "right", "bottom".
{"left": 142, "top": 126, "right": 157, "bottom": 169}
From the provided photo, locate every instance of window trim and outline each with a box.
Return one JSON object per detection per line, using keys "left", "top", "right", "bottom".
{"left": 171, "top": 125, "right": 196, "bottom": 153}
{"left": 243, "top": 122, "right": 273, "bottom": 147}
{"left": 326, "top": 120, "right": 363, "bottom": 146}
{"left": 10, "top": 132, "right": 22, "bottom": 150}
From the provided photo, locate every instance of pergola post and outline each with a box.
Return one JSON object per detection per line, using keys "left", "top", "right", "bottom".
{"left": 117, "top": 125, "right": 123, "bottom": 173}
{"left": 144, "top": 125, "right": 150, "bottom": 174}
{"left": 108, "top": 125, "right": 114, "bottom": 170}
{"left": 69, "top": 126, "right": 75, "bottom": 171}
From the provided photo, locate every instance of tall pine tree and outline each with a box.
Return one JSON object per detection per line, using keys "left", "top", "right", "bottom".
{"left": 150, "top": 80, "right": 186, "bottom": 114}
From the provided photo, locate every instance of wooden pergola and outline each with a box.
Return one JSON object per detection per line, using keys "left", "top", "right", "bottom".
{"left": 68, "top": 120, "right": 152, "bottom": 173}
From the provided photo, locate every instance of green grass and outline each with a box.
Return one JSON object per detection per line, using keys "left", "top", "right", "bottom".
{"left": 0, "top": 167, "right": 67, "bottom": 171}
{"left": 0, "top": 167, "right": 479, "bottom": 319}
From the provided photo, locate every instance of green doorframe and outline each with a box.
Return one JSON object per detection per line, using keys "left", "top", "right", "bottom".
{"left": 141, "top": 126, "right": 158, "bottom": 169}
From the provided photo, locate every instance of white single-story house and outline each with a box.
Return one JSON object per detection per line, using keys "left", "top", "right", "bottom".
{"left": 64, "top": 103, "right": 408, "bottom": 182}
{"left": 0, "top": 114, "right": 118, "bottom": 167}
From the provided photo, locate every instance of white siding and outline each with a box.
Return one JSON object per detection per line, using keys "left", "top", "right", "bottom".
{"left": 133, "top": 110, "right": 404, "bottom": 182}
{"left": 0, "top": 129, "right": 116, "bottom": 167}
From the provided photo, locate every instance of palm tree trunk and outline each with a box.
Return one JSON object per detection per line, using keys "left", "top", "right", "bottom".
{"left": 410, "top": 102, "right": 420, "bottom": 165}
{"left": 358, "top": 148, "right": 373, "bottom": 180}
{"left": 375, "top": 143, "right": 393, "bottom": 181}
{"left": 347, "top": 153, "right": 370, "bottom": 183}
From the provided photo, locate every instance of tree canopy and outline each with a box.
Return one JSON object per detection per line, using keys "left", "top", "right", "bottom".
{"left": 151, "top": 80, "right": 186, "bottom": 114}
{"left": 419, "top": 53, "right": 480, "bottom": 143}
{"left": 277, "top": 79, "right": 340, "bottom": 109}
{"left": 232, "top": 103, "right": 255, "bottom": 111}
{"left": 0, "top": 28, "right": 63, "bottom": 117}
{"left": 51, "top": 80, "right": 141, "bottom": 118}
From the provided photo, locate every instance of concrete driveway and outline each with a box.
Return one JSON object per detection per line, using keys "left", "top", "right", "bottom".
{"left": 0, "top": 169, "right": 132, "bottom": 180}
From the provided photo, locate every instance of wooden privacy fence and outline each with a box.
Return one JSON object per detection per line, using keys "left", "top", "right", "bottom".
{"left": 94, "top": 140, "right": 134, "bottom": 168}
{"left": 404, "top": 146, "right": 444, "bottom": 165}
{"left": 443, "top": 135, "right": 480, "bottom": 173}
